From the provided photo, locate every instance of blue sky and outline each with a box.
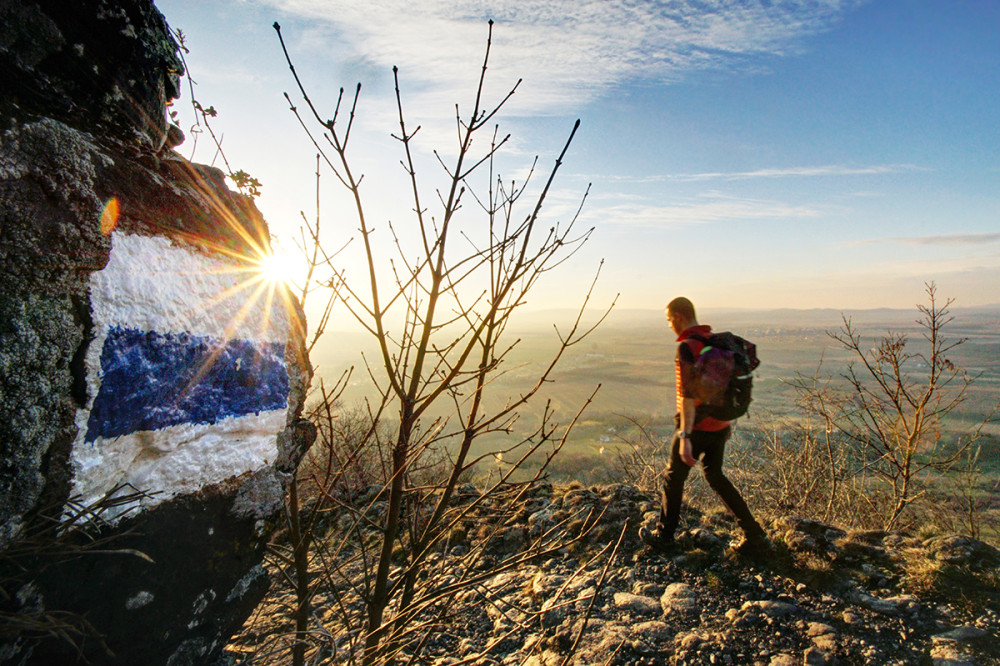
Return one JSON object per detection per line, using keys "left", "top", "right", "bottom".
{"left": 157, "top": 0, "right": 999, "bottom": 314}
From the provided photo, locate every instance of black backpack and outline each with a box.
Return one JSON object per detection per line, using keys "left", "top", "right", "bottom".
{"left": 686, "top": 331, "right": 760, "bottom": 421}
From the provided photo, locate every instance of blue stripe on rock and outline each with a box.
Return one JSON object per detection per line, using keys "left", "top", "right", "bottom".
{"left": 85, "top": 326, "right": 289, "bottom": 442}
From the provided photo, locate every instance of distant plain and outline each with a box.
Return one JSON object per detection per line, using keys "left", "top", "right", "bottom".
{"left": 312, "top": 305, "right": 1000, "bottom": 478}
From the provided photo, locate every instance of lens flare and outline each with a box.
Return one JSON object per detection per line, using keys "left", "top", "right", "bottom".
{"left": 101, "top": 197, "right": 119, "bottom": 235}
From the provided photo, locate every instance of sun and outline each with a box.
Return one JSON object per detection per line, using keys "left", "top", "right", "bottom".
{"left": 256, "top": 248, "right": 298, "bottom": 285}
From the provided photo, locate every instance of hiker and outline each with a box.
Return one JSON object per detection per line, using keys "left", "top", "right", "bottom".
{"left": 640, "top": 296, "right": 769, "bottom": 555}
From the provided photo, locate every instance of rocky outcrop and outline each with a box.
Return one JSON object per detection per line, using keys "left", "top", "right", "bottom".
{"left": 1, "top": 1, "right": 311, "bottom": 663}
{"left": 0, "top": 0, "right": 182, "bottom": 149}
{"left": 235, "top": 483, "right": 1000, "bottom": 665}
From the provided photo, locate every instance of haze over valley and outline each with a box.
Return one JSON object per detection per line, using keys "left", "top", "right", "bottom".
{"left": 312, "top": 304, "right": 1000, "bottom": 479}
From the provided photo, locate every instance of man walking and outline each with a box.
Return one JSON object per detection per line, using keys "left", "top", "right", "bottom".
{"left": 640, "top": 296, "right": 769, "bottom": 555}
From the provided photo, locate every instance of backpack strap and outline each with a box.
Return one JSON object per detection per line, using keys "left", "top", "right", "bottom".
{"left": 685, "top": 333, "right": 713, "bottom": 357}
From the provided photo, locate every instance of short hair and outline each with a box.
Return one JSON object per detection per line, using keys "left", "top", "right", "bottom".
{"left": 666, "top": 296, "right": 696, "bottom": 320}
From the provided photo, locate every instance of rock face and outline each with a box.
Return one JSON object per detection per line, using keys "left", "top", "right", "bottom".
{"left": 0, "top": 1, "right": 311, "bottom": 663}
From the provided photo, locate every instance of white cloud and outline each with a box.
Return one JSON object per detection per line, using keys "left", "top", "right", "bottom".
{"left": 593, "top": 193, "right": 819, "bottom": 228}
{"left": 700, "top": 259, "right": 1000, "bottom": 309}
{"left": 266, "top": 0, "right": 864, "bottom": 116}
{"left": 856, "top": 232, "right": 1000, "bottom": 247}
{"left": 607, "top": 164, "right": 925, "bottom": 183}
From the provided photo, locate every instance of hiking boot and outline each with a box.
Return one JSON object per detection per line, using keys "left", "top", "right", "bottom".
{"left": 639, "top": 526, "right": 676, "bottom": 553}
{"left": 731, "top": 534, "right": 771, "bottom": 557}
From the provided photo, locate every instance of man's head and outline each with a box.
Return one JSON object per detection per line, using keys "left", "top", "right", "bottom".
{"left": 666, "top": 296, "right": 697, "bottom": 335}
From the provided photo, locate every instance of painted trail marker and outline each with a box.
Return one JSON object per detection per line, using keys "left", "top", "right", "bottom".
{"left": 71, "top": 233, "right": 297, "bottom": 519}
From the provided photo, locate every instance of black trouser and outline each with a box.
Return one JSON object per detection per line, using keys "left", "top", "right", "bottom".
{"left": 658, "top": 426, "right": 764, "bottom": 539}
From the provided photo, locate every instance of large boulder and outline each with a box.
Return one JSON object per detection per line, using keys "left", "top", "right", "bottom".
{"left": 0, "top": 1, "right": 312, "bottom": 663}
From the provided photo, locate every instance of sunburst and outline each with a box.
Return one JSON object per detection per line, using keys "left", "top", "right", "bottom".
{"left": 255, "top": 247, "right": 298, "bottom": 286}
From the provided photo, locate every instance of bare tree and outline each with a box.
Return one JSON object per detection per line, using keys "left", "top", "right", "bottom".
{"left": 938, "top": 444, "right": 1000, "bottom": 540}
{"left": 801, "top": 283, "right": 981, "bottom": 530}
{"left": 270, "top": 20, "right": 613, "bottom": 665}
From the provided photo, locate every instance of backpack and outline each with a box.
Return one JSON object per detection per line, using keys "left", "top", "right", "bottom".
{"left": 686, "top": 331, "right": 760, "bottom": 421}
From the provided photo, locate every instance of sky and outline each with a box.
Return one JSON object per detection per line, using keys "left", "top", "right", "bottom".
{"left": 156, "top": 0, "right": 1000, "bottom": 318}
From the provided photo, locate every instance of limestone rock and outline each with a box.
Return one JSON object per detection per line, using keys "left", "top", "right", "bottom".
{"left": 850, "top": 589, "right": 920, "bottom": 616}
{"left": 933, "top": 626, "right": 989, "bottom": 643}
{"left": 0, "top": 0, "right": 182, "bottom": 149}
{"left": 807, "top": 621, "right": 838, "bottom": 653}
{"left": 660, "top": 581, "right": 697, "bottom": 616}
{"left": 744, "top": 599, "right": 802, "bottom": 618}
{"left": 925, "top": 536, "right": 1000, "bottom": 568}
{"left": 769, "top": 654, "right": 798, "bottom": 666}
{"left": 0, "top": 2, "right": 312, "bottom": 664}
{"left": 803, "top": 645, "right": 835, "bottom": 665}
{"left": 611, "top": 591, "right": 660, "bottom": 616}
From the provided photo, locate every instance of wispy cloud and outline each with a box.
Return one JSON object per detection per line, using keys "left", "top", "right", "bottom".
{"left": 268, "top": 0, "right": 864, "bottom": 116}
{"left": 858, "top": 232, "right": 1000, "bottom": 247}
{"left": 608, "top": 164, "right": 926, "bottom": 183}
{"left": 592, "top": 193, "right": 819, "bottom": 228}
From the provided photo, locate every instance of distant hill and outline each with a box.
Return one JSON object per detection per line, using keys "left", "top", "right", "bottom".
{"left": 508, "top": 304, "right": 1000, "bottom": 334}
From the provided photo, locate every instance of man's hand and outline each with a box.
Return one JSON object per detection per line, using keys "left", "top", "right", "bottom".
{"left": 680, "top": 436, "right": 697, "bottom": 466}
{"left": 680, "top": 397, "right": 697, "bottom": 466}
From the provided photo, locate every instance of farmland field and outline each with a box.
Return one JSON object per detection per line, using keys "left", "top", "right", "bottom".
{"left": 310, "top": 305, "right": 1000, "bottom": 478}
